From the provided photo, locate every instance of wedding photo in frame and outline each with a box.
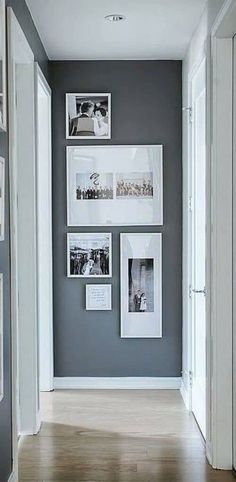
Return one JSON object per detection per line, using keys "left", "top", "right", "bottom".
{"left": 67, "top": 232, "right": 112, "bottom": 278}
{"left": 0, "top": 157, "right": 5, "bottom": 241}
{"left": 0, "top": 0, "right": 6, "bottom": 131}
{"left": 120, "top": 233, "right": 162, "bottom": 338}
{"left": 67, "top": 145, "right": 163, "bottom": 226}
{"left": 66, "top": 93, "right": 111, "bottom": 139}
{"left": 0, "top": 274, "right": 3, "bottom": 401}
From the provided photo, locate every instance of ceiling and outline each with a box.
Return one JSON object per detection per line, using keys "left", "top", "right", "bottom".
{"left": 26, "top": 0, "right": 206, "bottom": 60}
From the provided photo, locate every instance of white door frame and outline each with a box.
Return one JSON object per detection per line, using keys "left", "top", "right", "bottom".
{"left": 8, "top": 7, "right": 39, "bottom": 481}
{"left": 207, "top": 0, "right": 236, "bottom": 470}
{"left": 35, "top": 64, "right": 53, "bottom": 392}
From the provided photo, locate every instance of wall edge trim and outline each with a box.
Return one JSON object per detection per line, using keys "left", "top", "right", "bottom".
{"left": 180, "top": 378, "right": 190, "bottom": 410}
{"left": 8, "top": 472, "right": 17, "bottom": 482}
{"left": 54, "top": 377, "right": 181, "bottom": 390}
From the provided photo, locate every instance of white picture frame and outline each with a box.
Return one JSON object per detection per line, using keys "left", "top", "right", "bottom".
{"left": 86, "top": 284, "right": 112, "bottom": 311}
{"left": 120, "top": 233, "right": 162, "bottom": 338}
{"left": 0, "top": 274, "right": 3, "bottom": 401}
{"left": 0, "top": 156, "right": 5, "bottom": 241}
{"left": 67, "top": 145, "right": 163, "bottom": 226}
{"left": 67, "top": 232, "right": 112, "bottom": 278}
{"left": 66, "top": 93, "right": 111, "bottom": 139}
{"left": 0, "top": 0, "right": 6, "bottom": 131}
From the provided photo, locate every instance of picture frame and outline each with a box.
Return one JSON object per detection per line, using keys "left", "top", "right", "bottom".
{"left": 120, "top": 233, "right": 162, "bottom": 338}
{"left": 0, "top": 274, "right": 3, "bottom": 401}
{"left": 0, "top": 156, "right": 5, "bottom": 241}
{"left": 67, "top": 145, "right": 163, "bottom": 226}
{"left": 66, "top": 93, "right": 111, "bottom": 139}
{"left": 86, "top": 284, "right": 112, "bottom": 311}
{"left": 67, "top": 232, "right": 112, "bottom": 278}
{"left": 0, "top": 0, "right": 6, "bottom": 131}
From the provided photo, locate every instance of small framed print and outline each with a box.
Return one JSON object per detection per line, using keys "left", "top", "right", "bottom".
{"left": 86, "top": 284, "right": 112, "bottom": 311}
{"left": 120, "top": 233, "right": 162, "bottom": 338}
{"left": 67, "top": 232, "right": 112, "bottom": 278}
{"left": 67, "top": 145, "right": 163, "bottom": 226}
{"left": 0, "top": 157, "right": 5, "bottom": 240}
{"left": 66, "top": 93, "right": 111, "bottom": 139}
{"left": 0, "top": 274, "right": 3, "bottom": 401}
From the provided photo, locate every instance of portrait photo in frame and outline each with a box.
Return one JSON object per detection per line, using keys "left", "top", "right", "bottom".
{"left": 66, "top": 93, "right": 111, "bottom": 139}
{"left": 120, "top": 233, "right": 162, "bottom": 338}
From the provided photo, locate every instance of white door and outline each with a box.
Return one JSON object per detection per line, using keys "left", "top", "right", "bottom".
{"left": 191, "top": 58, "right": 206, "bottom": 438}
{"left": 8, "top": 6, "right": 39, "bottom": 442}
{"left": 35, "top": 65, "right": 54, "bottom": 392}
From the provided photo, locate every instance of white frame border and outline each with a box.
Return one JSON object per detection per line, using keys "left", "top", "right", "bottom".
{"left": 67, "top": 232, "right": 112, "bottom": 278}
{"left": 120, "top": 232, "right": 162, "bottom": 339}
{"left": 66, "top": 92, "right": 111, "bottom": 139}
{"left": 86, "top": 284, "right": 112, "bottom": 311}
{"left": 66, "top": 144, "right": 163, "bottom": 227}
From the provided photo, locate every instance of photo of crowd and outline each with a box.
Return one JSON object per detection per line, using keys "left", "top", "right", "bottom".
{"left": 68, "top": 233, "right": 111, "bottom": 277}
{"left": 67, "top": 94, "right": 111, "bottom": 138}
{"left": 76, "top": 172, "right": 113, "bottom": 200}
{"left": 116, "top": 172, "right": 153, "bottom": 199}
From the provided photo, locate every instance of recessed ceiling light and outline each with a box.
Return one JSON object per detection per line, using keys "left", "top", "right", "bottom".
{"left": 105, "top": 14, "right": 126, "bottom": 23}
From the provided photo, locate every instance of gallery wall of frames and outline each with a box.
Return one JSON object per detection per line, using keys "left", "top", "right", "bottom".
{"left": 51, "top": 60, "right": 182, "bottom": 377}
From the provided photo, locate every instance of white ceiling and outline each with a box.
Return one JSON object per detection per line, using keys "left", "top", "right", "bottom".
{"left": 26, "top": 0, "right": 206, "bottom": 60}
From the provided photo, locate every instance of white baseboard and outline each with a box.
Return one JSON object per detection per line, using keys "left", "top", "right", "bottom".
{"left": 54, "top": 377, "right": 181, "bottom": 390}
{"left": 180, "top": 378, "right": 190, "bottom": 410}
{"left": 8, "top": 472, "right": 17, "bottom": 482}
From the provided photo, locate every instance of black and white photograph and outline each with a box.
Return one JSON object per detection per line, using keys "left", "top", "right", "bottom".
{"left": 76, "top": 172, "right": 113, "bottom": 200}
{"left": 67, "top": 233, "right": 112, "bottom": 278}
{"left": 66, "top": 93, "right": 111, "bottom": 139}
{"left": 128, "top": 258, "right": 154, "bottom": 313}
{"left": 120, "top": 233, "right": 162, "bottom": 338}
{"left": 116, "top": 172, "right": 153, "bottom": 199}
{"left": 67, "top": 145, "right": 163, "bottom": 226}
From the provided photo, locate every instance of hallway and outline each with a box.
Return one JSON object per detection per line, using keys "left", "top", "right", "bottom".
{"left": 19, "top": 390, "right": 235, "bottom": 481}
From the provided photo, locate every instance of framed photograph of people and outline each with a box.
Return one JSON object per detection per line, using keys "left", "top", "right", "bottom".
{"left": 0, "top": 274, "right": 3, "bottom": 401}
{"left": 0, "top": 157, "right": 5, "bottom": 241}
{"left": 66, "top": 93, "right": 111, "bottom": 139}
{"left": 120, "top": 233, "right": 162, "bottom": 338}
{"left": 67, "top": 232, "right": 112, "bottom": 278}
{"left": 0, "top": 0, "right": 6, "bottom": 131}
{"left": 67, "top": 145, "right": 163, "bottom": 226}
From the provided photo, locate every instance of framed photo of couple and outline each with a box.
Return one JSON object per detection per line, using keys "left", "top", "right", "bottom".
{"left": 120, "top": 233, "right": 162, "bottom": 338}
{"left": 66, "top": 93, "right": 111, "bottom": 139}
{"left": 67, "top": 145, "right": 163, "bottom": 226}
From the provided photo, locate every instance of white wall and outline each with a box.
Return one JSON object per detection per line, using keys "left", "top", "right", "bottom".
{"left": 182, "top": 0, "right": 226, "bottom": 405}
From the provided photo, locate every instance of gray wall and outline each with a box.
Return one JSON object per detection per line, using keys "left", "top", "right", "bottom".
{"left": 50, "top": 60, "right": 182, "bottom": 378}
{"left": 0, "top": 2, "right": 48, "bottom": 480}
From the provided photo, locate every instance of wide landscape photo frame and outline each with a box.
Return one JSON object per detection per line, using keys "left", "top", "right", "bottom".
{"left": 67, "top": 232, "right": 112, "bottom": 278}
{"left": 67, "top": 145, "right": 163, "bottom": 226}
{"left": 66, "top": 93, "right": 111, "bottom": 139}
{"left": 120, "top": 233, "right": 162, "bottom": 338}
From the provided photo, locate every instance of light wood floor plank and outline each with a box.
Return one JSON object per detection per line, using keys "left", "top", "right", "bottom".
{"left": 19, "top": 390, "right": 235, "bottom": 482}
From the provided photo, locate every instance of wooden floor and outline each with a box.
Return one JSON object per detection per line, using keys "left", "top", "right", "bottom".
{"left": 19, "top": 390, "right": 235, "bottom": 482}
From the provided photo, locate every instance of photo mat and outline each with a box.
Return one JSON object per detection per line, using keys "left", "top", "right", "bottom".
{"left": 67, "top": 145, "right": 163, "bottom": 226}
{"left": 120, "top": 233, "right": 162, "bottom": 338}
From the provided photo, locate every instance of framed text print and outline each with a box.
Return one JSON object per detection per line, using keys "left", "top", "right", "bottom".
{"left": 67, "top": 232, "right": 112, "bottom": 278}
{"left": 120, "top": 233, "right": 162, "bottom": 338}
{"left": 86, "top": 284, "right": 112, "bottom": 311}
{"left": 66, "top": 93, "right": 111, "bottom": 139}
{"left": 67, "top": 145, "right": 163, "bottom": 226}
